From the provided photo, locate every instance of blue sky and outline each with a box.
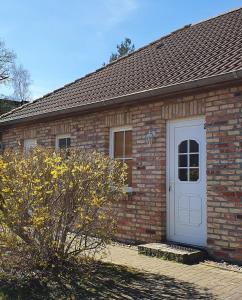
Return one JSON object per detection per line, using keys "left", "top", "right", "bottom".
{"left": 0, "top": 0, "right": 242, "bottom": 99}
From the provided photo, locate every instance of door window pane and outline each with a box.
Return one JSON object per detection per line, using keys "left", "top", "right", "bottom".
{"left": 190, "top": 154, "right": 199, "bottom": 167}
{"left": 190, "top": 168, "right": 199, "bottom": 181}
{"left": 179, "top": 168, "right": 188, "bottom": 181}
{"left": 179, "top": 155, "right": 188, "bottom": 167}
{"left": 190, "top": 140, "right": 199, "bottom": 153}
{"left": 178, "top": 139, "right": 199, "bottom": 182}
{"left": 179, "top": 140, "right": 188, "bottom": 153}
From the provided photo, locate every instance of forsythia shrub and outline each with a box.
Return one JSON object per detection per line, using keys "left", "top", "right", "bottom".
{"left": 0, "top": 147, "right": 126, "bottom": 272}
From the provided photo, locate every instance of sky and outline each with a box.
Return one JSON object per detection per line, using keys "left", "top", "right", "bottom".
{"left": 0, "top": 0, "right": 241, "bottom": 100}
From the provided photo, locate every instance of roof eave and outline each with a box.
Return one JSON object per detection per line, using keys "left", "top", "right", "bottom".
{"left": 1, "top": 69, "right": 242, "bottom": 127}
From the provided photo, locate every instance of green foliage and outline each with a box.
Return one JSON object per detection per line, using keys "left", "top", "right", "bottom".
{"left": 103, "top": 38, "right": 135, "bottom": 65}
{"left": 0, "top": 99, "right": 22, "bottom": 115}
{"left": 0, "top": 147, "right": 126, "bottom": 272}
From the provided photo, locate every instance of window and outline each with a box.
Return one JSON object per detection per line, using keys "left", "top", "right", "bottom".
{"left": 178, "top": 139, "right": 199, "bottom": 182}
{"left": 110, "top": 127, "right": 132, "bottom": 190}
{"left": 24, "top": 138, "right": 37, "bottom": 153}
{"left": 56, "top": 134, "right": 71, "bottom": 150}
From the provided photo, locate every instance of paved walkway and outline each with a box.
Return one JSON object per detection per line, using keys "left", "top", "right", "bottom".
{"left": 101, "top": 245, "right": 242, "bottom": 300}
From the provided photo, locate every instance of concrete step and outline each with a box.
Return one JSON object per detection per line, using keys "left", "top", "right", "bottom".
{"left": 138, "top": 242, "right": 207, "bottom": 264}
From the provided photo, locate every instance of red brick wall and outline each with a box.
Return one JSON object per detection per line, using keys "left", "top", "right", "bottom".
{"left": 206, "top": 87, "right": 242, "bottom": 262}
{"left": 1, "top": 84, "right": 242, "bottom": 262}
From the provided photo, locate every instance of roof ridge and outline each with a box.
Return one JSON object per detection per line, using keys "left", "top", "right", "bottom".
{"left": 189, "top": 6, "right": 242, "bottom": 27}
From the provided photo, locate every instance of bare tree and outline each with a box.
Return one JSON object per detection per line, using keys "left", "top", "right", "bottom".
{"left": 0, "top": 40, "right": 15, "bottom": 84}
{"left": 11, "top": 64, "right": 31, "bottom": 103}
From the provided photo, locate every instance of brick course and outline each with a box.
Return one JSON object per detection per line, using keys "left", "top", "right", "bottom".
{"left": 205, "top": 87, "right": 242, "bottom": 262}
{"left": 1, "top": 84, "right": 242, "bottom": 263}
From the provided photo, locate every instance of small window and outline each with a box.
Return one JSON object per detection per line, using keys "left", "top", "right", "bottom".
{"left": 110, "top": 127, "right": 132, "bottom": 190}
{"left": 24, "top": 138, "right": 37, "bottom": 153}
{"left": 178, "top": 139, "right": 199, "bottom": 182}
{"left": 56, "top": 134, "right": 71, "bottom": 150}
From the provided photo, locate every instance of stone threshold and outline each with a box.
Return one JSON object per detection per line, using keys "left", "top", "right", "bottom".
{"left": 138, "top": 242, "right": 207, "bottom": 265}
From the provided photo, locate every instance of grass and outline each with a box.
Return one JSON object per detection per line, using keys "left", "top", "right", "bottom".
{"left": 0, "top": 261, "right": 214, "bottom": 300}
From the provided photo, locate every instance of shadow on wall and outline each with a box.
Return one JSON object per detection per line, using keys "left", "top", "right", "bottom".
{"left": 0, "top": 261, "right": 214, "bottom": 299}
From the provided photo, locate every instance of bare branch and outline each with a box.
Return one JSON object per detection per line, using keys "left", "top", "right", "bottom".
{"left": 0, "top": 41, "right": 15, "bottom": 85}
{"left": 11, "top": 64, "right": 31, "bottom": 102}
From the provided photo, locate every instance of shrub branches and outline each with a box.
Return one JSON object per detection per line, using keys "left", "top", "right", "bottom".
{"left": 0, "top": 147, "right": 126, "bottom": 272}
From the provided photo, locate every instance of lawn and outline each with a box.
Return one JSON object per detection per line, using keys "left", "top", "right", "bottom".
{"left": 0, "top": 261, "right": 213, "bottom": 300}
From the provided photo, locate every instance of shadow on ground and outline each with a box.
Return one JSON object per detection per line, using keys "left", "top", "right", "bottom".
{"left": 0, "top": 261, "right": 214, "bottom": 300}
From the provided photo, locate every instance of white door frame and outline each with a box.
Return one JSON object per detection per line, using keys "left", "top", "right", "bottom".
{"left": 166, "top": 116, "right": 207, "bottom": 247}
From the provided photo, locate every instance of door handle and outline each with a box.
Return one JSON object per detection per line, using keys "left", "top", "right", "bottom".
{"left": 169, "top": 182, "right": 174, "bottom": 192}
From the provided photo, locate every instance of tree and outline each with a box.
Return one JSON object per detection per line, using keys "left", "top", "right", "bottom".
{"left": 104, "top": 38, "right": 135, "bottom": 65}
{"left": 0, "top": 38, "right": 31, "bottom": 101}
{"left": 11, "top": 64, "right": 31, "bottom": 103}
{"left": 0, "top": 147, "right": 126, "bottom": 272}
{"left": 0, "top": 40, "right": 15, "bottom": 84}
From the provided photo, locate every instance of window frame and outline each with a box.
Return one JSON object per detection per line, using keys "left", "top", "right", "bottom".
{"left": 24, "top": 138, "right": 37, "bottom": 153}
{"left": 109, "top": 126, "right": 133, "bottom": 193}
{"left": 55, "top": 134, "right": 71, "bottom": 150}
{"left": 178, "top": 139, "right": 200, "bottom": 183}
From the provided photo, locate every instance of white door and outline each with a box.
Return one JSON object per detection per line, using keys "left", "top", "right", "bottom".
{"left": 167, "top": 118, "right": 206, "bottom": 247}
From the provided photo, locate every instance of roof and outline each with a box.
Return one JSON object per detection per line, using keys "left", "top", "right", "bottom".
{"left": 1, "top": 7, "right": 242, "bottom": 125}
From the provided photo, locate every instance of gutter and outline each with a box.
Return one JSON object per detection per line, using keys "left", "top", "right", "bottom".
{"left": 1, "top": 69, "right": 242, "bottom": 127}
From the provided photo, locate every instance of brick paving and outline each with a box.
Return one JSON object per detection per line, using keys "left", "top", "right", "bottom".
{"left": 101, "top": 245, "right": 242, "bottom": 300}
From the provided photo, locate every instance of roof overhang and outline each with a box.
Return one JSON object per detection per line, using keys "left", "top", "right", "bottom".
{"left": 1, "top": 69, "right": 242, "bottom": 128}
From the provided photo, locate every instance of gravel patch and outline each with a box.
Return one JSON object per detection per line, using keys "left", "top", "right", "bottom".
{"left": 111, "top": 241, "right": 242, "bottom": 273}
{"left": 203, "top": 260, "right": 242, "bottom": 273}
{"left": 111, "top": 241, "right": 138, "bottom": 251}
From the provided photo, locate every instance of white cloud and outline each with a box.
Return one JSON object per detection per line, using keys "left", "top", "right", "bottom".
{"left": 104, "top": 0, "right": 138, "bottom": 26}
{"left": 82, "top": 0, "right": 138, "bottom": 32}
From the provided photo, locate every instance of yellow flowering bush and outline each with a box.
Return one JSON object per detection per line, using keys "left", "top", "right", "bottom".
{"left": 0, "top": 147, "right": 126, "bottom": 271}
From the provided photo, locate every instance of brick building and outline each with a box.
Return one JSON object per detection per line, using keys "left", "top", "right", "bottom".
{"left": 0, "top": 8, "right": 242, "bottom": 262}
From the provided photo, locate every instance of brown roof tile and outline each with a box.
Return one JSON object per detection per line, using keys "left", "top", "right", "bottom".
{"left": 1, "top": 7, "right": 242, "bottom": 124}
